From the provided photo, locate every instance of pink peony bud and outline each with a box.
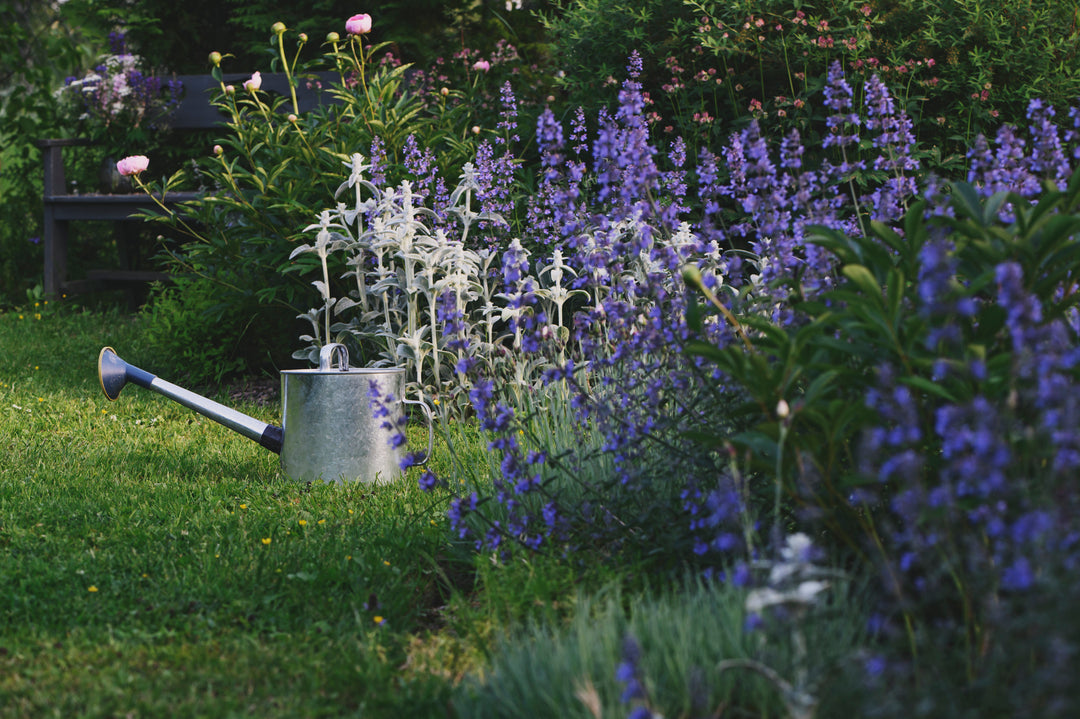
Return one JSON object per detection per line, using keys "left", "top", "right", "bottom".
{"left": 244, "top": 72, "right": 262, "bottom": 92}
{"left": 213, "top": 145, "right": 223, "bottom": 156}
{"left": 472, "top": 60, "right": 490, "bottom": 72}
{"left": 345, "top": 14, "right": 372, "bottom": 35}
{"left": 116, "top": 155, "right": 149, "bottom": 177}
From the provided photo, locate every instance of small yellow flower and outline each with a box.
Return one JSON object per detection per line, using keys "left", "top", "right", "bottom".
{"left": 348, "top": 509, "right": 354, "bottom": 514}
{"left": 87, "top": 586, "right": 98, "bottom": 593}
{"left": 261, "top": 537, "right": 271, "bottom": 545}
{"left": 382, "top": 560, "right": 391, "bottom": 566}
{"left": 141, "top": 573, "right": 148, "bottom": 578}
{"left": 239, "top": 504, "right": 247, "bottom": 509}
{"left": 37, "top": 397, "right": 43, "bottom": 402}
{"left": 317, "top": 519, "right": 326, "bottom": 525}
{"left": 298, "top": 519, "right": 307, "bottom": 526}
{"left": 373, "top": 615, "right": 385, "bottom": 626}
{"left": 346, "top": 555, "right": 352, "bottom": 561}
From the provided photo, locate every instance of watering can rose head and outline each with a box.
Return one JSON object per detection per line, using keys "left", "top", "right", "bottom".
{"left": 116, "top": 155, "right": 149, "bottom": 177}
{"left": 345, "top": 13, "right": 372, "bottom": 35}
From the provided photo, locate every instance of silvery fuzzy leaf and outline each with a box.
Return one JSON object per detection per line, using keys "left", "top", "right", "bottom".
{"left": 289, "top": 243, "right": 315, "bottom": 259}
{"left": 311, "top": 280, "right": 330, "bottom": 300}
{"left": 334, "top": 297, "right": 359, "bottom": 314}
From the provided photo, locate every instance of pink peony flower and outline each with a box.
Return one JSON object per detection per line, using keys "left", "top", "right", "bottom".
{"left": 346, "top": 14, "right": 372, "bottom": 35}
{"left": 472, "top": 59, "right": 490, "bottom": 72}
{"left": 244, "top": 71, "right": 262, "bottom": 92}
{"left": 116, "top": 155, "right": 149, "bottom": 177}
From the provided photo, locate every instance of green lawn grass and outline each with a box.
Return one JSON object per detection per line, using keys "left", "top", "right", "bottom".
{"left": 0, "top": 304, "right": 475, "bottom": 717}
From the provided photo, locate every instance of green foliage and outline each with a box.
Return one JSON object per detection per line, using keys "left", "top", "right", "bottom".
{"left": 541, "top": 0, "right": 1079, "bottom": 167}
{"left": 137, "top": 277, "right": 287, "bottom": 385}
{"left": 539, "top": 0, "right": 713, "bottom": 145}
{"left": 688, "top": 0, "right": 1080, "bottom": 152}
{"left": 455, "top": 577, "right": 871, "bottom": 719}
{"left": 0, "top": 2, "right": 88, "bottom": 306}
{"left": 57, "top": 0, "right": 550, "bottom": 74}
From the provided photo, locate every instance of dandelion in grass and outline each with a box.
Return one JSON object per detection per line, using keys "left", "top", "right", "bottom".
{"left": 373, "top": 615, "right": 386, "bottom": 626}
{"left": 261, "top": 537, "right": 271, "bottom": 545}
{"left": 298, "top": 519, "right": 307, "bottom": 526}
{"left": 87, "top": 586, "right": 98, "bottom": 593}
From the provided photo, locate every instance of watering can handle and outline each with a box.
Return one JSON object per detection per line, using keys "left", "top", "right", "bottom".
{"left": 402, "top": 397, "right": 434, "bottom": 467}
{"left": 319, "top": 343, "right": 349, "bottom": 371}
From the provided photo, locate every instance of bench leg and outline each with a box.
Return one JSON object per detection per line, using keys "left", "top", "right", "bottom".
{"left": 43, "top": 208, "right": 67, "bottom": 298}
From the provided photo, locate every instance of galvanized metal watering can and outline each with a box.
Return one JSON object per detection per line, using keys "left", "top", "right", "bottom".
{"left": 97, "top": 343, "right": 432, "bottom": 484}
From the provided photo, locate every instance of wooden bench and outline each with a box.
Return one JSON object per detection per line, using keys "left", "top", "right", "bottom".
{"left": 39, "top": 72, "right": 335, "bottom": 298}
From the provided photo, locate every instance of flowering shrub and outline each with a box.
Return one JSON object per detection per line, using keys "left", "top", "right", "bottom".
{"left": 688, "top": 0, "right": 1080, "bottom": 154}
{"left": 329, "top": 48, "right": 1080, "bottom": 711}
{"left": 58, "top": 31, "right": 182, "bottom": 152}
{"left": 136, "top": 18, "right": 541, "bottom": 380}
{"left": 366, "top": 57, "right": 951, "bottom": 563}
{"left": 677, "top": 99, "right": 1080, "bottom": 712}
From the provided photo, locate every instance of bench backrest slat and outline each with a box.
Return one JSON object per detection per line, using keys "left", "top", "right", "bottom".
{"left": 169, "top": 71, "right": 339, "bottom": 130}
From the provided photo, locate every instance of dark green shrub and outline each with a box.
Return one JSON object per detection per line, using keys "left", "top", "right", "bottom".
{"left": 688, "top": 0, "right": 1080, "bottom": 153}
{"left": 136, "top": 275, "right": 297, "bottom": 385}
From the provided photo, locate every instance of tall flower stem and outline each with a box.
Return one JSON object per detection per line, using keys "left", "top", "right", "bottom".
{"left": 276, "top": 29, "right": 301, "bottom": 115}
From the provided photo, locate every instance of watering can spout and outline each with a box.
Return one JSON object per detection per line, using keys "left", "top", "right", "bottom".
{"left": 97, "top": 347, "right": 284, "bottom": 454}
